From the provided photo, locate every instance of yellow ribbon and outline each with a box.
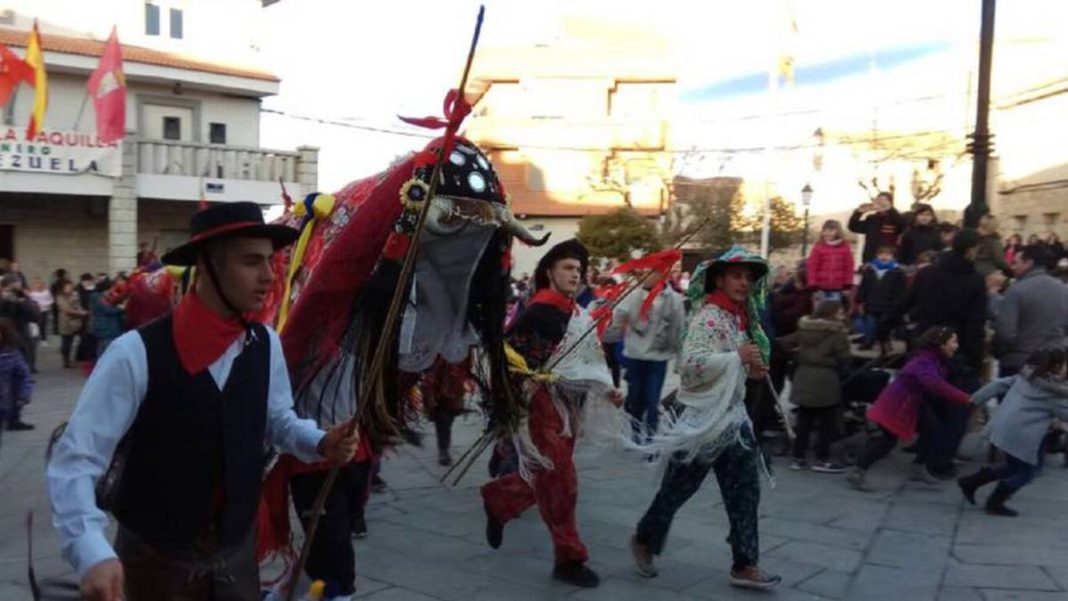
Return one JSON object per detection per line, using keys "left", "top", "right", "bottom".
{"left": 276, "top": 193, "right": 335, "bottom": 334}
{"left": 505, "top": 343, "right": 558, "bottom": 382}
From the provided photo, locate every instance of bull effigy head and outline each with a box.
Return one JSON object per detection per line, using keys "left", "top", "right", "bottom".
{"left": 401, "top": 139, "right": 549, "bottom": 246}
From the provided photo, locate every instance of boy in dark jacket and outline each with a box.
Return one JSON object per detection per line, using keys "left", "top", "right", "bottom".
{"left": 857, "top": 246, "right": 907, "bottom": 350}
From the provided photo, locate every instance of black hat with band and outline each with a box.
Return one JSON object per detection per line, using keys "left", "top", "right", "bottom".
{"left": 161, "top": 201, "right": 299, "bottom": 266}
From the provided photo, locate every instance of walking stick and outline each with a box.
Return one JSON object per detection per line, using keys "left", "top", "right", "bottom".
{"left": 26, "top": 511, "right": 41, "bottom": 601}
{"left": 441, "top": 218, "right": 711, "bottom": 486}
{"left": 282, "top": 8, "right": 486, "bottom": 600}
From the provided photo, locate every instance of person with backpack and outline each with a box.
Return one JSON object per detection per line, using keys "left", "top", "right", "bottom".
{"left": 47, "top": 203, "right": 359, "bottom": 601}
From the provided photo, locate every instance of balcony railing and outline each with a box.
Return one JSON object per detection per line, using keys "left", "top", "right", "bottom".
{"left": 137, "top": 139, "right": 300, "bottom": 182}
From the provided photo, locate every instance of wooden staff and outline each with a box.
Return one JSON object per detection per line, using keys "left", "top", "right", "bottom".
{"left": 283, "top": 7, "right": 486, "bottom": 600}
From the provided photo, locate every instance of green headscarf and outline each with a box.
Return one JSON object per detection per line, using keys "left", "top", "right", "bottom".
{"left": 686, "top": 245, "right": 771, "bottom": 363}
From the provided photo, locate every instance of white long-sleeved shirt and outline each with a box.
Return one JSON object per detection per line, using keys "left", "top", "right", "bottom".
{"left": 46, "top": 326, "right": 325, "bottom": 579}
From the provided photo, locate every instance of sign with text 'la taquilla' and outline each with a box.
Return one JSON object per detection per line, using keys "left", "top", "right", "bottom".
{"left": 0, "top": 128, "right": 121, "bottom": 177}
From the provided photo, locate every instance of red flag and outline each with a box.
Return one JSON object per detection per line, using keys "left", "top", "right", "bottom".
{"left": 86, "top": 27, "right": 126, "bottom": 143}
{"left": 0, "top": 43, "right": 34, "bottom": 107}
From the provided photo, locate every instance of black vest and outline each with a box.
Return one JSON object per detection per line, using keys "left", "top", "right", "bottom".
{"left": 113, "top": 315, "right": 269, "bottom": 554}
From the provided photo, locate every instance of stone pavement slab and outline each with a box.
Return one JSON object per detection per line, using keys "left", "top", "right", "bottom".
{"left": 2, "top": 351, "right": 1068, "bottom": 600}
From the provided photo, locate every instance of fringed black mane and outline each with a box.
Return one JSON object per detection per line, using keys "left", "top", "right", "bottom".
{"left": 467, "top": 230, "right": 522, "bottom": 435}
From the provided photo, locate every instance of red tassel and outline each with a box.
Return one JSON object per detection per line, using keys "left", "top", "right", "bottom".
{"left": 383, "top": 231, "right": 411, "bottom": 260}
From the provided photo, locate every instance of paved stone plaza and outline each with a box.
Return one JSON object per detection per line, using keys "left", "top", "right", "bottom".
{"left": 2, "top": 351, "right": 1068, "bottom": 600}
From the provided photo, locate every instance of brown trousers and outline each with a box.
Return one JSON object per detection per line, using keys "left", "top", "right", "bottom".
{"left": 115, "top": 525, "right": 259, "bottom": 601}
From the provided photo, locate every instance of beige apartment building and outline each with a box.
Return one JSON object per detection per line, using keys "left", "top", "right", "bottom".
{"left": 0, "top": 3, "right": 316, "bottom": 280}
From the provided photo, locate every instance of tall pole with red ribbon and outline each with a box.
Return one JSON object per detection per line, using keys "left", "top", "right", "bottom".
{"left": 281, "top": 7, "right": 486, "bottom": 600}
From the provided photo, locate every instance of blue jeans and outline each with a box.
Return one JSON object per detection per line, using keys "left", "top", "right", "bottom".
{"left": 992, "top": 453, "right": 1037, "bottom": 492}
{"left": 625, "top": 359, "right": 668, "bottom": 440}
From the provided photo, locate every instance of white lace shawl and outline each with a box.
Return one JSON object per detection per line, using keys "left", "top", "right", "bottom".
{"left": 633, "top": 302, "right": 754, "bottom": 464}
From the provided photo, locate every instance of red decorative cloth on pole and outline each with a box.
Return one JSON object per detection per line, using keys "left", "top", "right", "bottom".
{"left": 86, "top": 27, "right": 126, "bottom": 143}
{"left": 611, "top": 248, "right": 683, "bottom": 319}
{"left": 0, "top": 42, "right": 34, "bottom": 107}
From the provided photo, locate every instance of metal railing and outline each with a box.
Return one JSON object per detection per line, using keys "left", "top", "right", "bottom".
{"left": 136, "top": 139, "right": 299, "bottom": 181}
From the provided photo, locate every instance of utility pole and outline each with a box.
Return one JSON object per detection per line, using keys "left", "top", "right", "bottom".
{"left": 965, "top": 0, "right": 996, "bottom": 228}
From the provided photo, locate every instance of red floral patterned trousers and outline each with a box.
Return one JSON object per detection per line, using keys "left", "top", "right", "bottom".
{"left": 480, "top": 387, "right": 588, "bottom": 562}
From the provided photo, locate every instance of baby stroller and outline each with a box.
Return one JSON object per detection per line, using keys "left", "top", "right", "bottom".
{"left": 831, "top": 353, "right": 902, "bottom": 465}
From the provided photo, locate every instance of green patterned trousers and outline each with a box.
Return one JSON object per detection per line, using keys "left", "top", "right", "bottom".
{"left": 635, "top": 427, "right": 762, "bottom": 570}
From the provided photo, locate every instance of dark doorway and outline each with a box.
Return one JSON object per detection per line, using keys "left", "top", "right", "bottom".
{"left": 0, "top": 224, "right": 13, "bottom": 261}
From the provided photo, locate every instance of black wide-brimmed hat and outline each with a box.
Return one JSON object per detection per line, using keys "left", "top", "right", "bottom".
{"left": 161, "top": 201, "right": 300, "bottom": 266}
{"left": 534, "top": 238, "right": 589, "bottom": 290}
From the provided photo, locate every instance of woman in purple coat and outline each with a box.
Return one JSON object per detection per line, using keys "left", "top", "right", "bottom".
{"left": 847, "top": 326, "right": 972, "bottom": 491}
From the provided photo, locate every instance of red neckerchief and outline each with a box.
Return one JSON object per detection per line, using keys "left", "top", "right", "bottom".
{"left": 530, "top": 288, "right": 577, "bottom": 314}
{"left": 172, "top": 289, "right": 248, "bottom": 376}
{"left": 706, "top": 289, "right": 748, "bottom": 332}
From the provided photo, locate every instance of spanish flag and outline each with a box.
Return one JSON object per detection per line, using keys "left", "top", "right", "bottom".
{"left": 25, "top": 20, "right": 47, "bottom": 139}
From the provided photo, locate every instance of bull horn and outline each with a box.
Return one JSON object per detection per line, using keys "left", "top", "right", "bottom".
{"left": 501, "top": 209, "right": 551, "bottom": 246}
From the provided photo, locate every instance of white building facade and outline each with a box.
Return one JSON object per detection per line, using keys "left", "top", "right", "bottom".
{"left": 0, "top": 0, "right": 316, "bottom": 280}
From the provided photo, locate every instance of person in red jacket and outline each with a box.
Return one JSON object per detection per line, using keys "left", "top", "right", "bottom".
{"left": 847, "top": 326, "right": 974, "bottom": 491}
{"left": 806, "top": 220, "right": 855, "bottom": 302}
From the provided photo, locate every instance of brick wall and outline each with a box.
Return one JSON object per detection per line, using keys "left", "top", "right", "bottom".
{"left": 137, "top": 200, "right": 196, "bottom": 256}
{"left": 1, "top": 194, "right": 109, "bottom": 281}
{"left": 0, "top": 194, "right": 200, "bottom": 282}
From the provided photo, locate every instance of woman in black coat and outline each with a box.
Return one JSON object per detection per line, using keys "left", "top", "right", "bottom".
{"left": 898, "top": 204, "right": 944, "bottom": 266}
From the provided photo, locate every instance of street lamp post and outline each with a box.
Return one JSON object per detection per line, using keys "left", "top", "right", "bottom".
{"left": 801, "top": 183, "right": 813, "bottom": 257}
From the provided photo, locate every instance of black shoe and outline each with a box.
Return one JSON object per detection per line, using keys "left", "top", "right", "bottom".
{"left": 985, "top": 483, "right": 1019, "bottom": 517}
{"left": 438, "top": 448, "right": 452, "bottom": 467}
{"left": 6, "top": 421, "right": 35, "bottom": 431}
{"left": 352, "top": 516, "right": 368, "bottom": 539}
{"left": 552, "top": 560, "right": 600, "bottom": 588}
{"left": 957, "top": 467, "right": 996, "bottom": 506}
{"left": 370, "top": 474, "right": 387, "bottom": 494}
{"left": 484, "top": 503, "right": 503, "bottom": 549}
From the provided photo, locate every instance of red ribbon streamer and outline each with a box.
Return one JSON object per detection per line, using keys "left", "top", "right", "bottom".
{"left": 611, "top": 249, "right": 682, "bottom": 320}
{"left": 398, "top": 89, "right": 473, "bottom": 158}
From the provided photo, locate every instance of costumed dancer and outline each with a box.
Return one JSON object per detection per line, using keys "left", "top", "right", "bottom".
{"left": 629, "top": 246, "right": 782, "bottom": 590}
{"left": 46, "top": 202, "right": 359, "bottom": 601}
{"left": 258, "top": 133, "right": 548, "bottom": 599}
{"left": 415, "top": 354, "right": 474, "bottom": 466}
{"left": 481, "top": 239, "right": 623, "bottom": 589}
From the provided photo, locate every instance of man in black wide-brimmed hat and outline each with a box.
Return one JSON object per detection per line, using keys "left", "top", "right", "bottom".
{"left": 47, "top": 202, "right": 360, "bottom": 601}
